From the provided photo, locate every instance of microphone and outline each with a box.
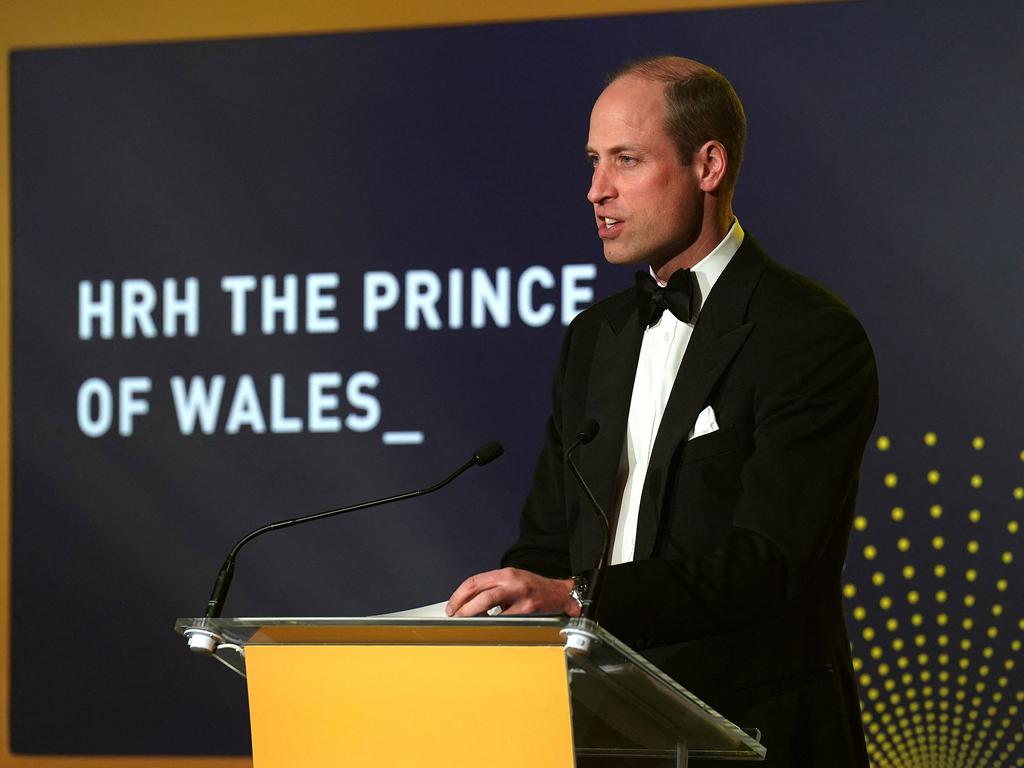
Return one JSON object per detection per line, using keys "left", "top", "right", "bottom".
{"left": 472, "top": 440, "right": 505, "bottom": 466}
{"left": 564, "top": 419, "right": 611, "bottom": 624}
{"left": 565, "top": 419, "right": 600, "bottom": 458}
{"left": 187, "top": 440, "right": 504, "bottom": 652}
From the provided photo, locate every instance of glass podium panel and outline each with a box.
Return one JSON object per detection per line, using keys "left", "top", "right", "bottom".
{"left": 174, "top": 615, "right": 566, "bottom": 676}
{"left": 567, "top": 620, "right": 764, "bottom": 761}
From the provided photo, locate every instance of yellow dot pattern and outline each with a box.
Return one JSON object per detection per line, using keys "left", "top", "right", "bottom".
{"left": 848, "top": 432, "right": 1024, "bottom": 767}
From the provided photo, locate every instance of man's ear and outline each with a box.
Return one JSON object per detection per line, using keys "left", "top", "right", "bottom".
{"left": 695, "top": 140, "right": 728, "bottom": 193}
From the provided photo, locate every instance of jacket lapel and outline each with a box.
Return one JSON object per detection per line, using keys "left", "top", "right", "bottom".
{"left": 633, "top": 238, "right": 767, "bottom": 560}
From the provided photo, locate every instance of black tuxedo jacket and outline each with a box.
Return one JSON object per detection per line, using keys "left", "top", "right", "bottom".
{"left": 503, "top": 235, "right": 877, "bottom": 767}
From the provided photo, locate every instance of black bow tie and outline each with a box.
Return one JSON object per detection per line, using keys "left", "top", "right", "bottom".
{"left": 635, "top": 269, "right": 694, "bottom": 327}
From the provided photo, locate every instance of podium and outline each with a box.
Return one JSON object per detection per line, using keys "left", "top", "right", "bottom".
{"left": 175, "top": 616, "right": 765, "bottom": 767}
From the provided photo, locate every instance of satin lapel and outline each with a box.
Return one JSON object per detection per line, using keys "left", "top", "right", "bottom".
{"left": 633, "top": 238, "right": 768, "bottom": 560}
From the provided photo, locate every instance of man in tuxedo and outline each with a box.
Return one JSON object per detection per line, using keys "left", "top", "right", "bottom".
{"left": 447, "top": 56, "right": 877, "bottom": 767}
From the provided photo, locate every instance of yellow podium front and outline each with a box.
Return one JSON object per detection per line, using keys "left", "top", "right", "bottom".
{"left": 243, "top": 625, "right": 574, "bottom": 768}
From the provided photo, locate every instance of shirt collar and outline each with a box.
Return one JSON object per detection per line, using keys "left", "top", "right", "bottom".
{"left": 649, "top": 218, "right": 744, "bottom": 320}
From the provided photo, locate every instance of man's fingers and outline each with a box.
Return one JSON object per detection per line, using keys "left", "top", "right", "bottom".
{"left": 444, "top": 567, "right": 565, "bottom": 617}
{"left": 451, "top": 587, "right": 507, "bottom": 617}
{"left": 445, "top": 569, "right": 507, "bottom": 616}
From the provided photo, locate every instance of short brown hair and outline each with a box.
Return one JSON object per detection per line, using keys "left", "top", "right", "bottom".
{"left": 611, "top": 56, "right": 746, "bottom": 192}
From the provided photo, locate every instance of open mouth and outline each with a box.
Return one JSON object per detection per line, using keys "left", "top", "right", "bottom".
{"left": 598, "top": 216, "right": 623, "bottom": 237}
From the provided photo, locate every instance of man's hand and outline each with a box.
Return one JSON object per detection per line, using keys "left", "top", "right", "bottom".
{"left": 445, "top": 567, "right": 580, "bottom": 618}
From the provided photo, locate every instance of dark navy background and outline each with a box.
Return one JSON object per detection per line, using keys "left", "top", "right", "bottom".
{"left": 10, "top": 0, "right": 1024, "bottom": 756}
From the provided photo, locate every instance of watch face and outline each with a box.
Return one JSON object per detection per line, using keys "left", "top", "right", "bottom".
{"left": 572, "top": 574, "right": 589, "bottom": 601}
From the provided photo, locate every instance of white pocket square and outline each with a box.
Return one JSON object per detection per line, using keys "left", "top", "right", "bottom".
{"left": 688, "top": 405, "right": 720, "bottom": 440}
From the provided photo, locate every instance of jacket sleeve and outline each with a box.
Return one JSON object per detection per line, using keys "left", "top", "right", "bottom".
{"left": 499, "top": 315, "right": 578, "bottom": 579}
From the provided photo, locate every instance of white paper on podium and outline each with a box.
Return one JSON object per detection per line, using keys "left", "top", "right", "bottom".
{"left": 379, "top": 601, "right": 451, "bottom": 618}
{"left": 379, "top": 601, "right": 502, "bottom": 618}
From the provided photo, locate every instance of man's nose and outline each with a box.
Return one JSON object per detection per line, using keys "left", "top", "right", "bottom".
{"left": 587, "top": 165, "right": 615, "bottom": 205}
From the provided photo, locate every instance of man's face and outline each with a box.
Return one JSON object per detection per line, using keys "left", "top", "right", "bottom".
{"left": 586, "top": 75, "right": 703, "bottom": 271}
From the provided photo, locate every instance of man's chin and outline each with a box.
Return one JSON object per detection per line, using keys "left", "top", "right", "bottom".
{"left": 602, "top": 245, "right": 647, "bottom": 268}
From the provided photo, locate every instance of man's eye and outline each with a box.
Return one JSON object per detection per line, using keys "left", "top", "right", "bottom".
{"left": 587, "top": 154, "right": 599, "bottom": 168}
{"left": 619, "top": 154, "right": 638, "bottom": 165}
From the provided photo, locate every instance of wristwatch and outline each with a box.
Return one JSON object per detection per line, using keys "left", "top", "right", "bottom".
{"left": 569, "top": 573, "right": 590, "bottom": 612}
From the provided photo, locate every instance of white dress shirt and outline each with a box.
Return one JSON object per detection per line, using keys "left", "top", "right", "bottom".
{"left": 609, "top": 219, "right": 745, "bottom": 565}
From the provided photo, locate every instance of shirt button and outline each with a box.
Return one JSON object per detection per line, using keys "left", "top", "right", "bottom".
{"left": 663, "top": 332, "right": 671, "bottom": 342}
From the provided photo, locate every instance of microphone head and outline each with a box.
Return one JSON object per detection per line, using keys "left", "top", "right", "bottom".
{"left": 472, "top": 441, "right": 505, "bottom": 466}
{"left": 576, "top": 419, "right": 600, "bottom": 445}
